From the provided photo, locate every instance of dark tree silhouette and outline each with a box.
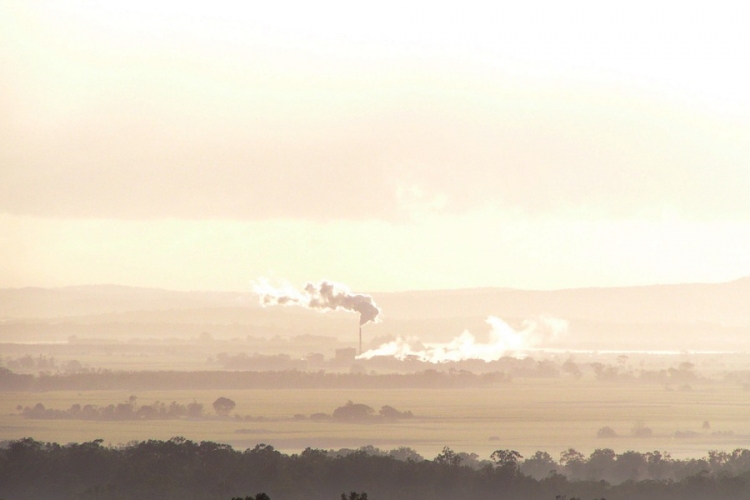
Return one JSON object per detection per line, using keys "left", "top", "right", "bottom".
{"left": 212, "top": 397, "right": 236, "bottom": 417}
{"left": 341, "top": 492, "right": 368, "bottom": 500}
{"left": 491, "top": 449, "right": 523, "bottom": 467}
{"left": 433, "top": 446, "right": 462, "bottom": 466}
{"left": 332, "top": 401, "right": 374, "bottom": 421}
{"left": 6, "top": 437, "right": 750, "bottom": 500}
{"left": 232, "top": 494, "right": 270, "bottom": 500}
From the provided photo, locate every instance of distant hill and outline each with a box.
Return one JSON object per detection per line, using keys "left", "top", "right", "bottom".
{"left": 376, "top": 277, "right": 750, "bottom": 326}
{"left": 1, "top": 279, "right": 749, "bottom": 350}
{"left": 0, "top": 285, "right": 259, "bottom": 319}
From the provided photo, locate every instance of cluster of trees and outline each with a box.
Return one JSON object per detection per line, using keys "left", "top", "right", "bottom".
{"left": 231, "top": 491, "right": 369, "bottom": 500}
{"left": 591, "top": 361, "right": 701, "bottom": 386}
{"left": 596, "top": 422, "right": 654, "bottom": 439}
{"left": 0, "top": 367, "right": 32, "bottom": 390}
{"left": 16, "top": 396, "right": 415, "bottom": 424}
{"left": 2, "top": 354, "right": 58, "bottom": 371}
{"left": 328, "top": 401, "right": 413, "bottom": 422}
{"left": 4, "top": 438, "right": 750, "bottom": 500}
{"left": 19, "top": 396, "right": 238, "bottom": 421}
{"left": 595, "top": 422, "right": 730, "bottom": 441}
{"left": 0, "top": 367, "right": 511, "bottom": 392}
{"left": 354, "top": 355, "right": 561, "bottom": 378}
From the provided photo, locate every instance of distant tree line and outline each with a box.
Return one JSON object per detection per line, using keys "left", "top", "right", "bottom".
{"left": 4, "top": 438, "right": 750, "bottom": 500}
{"left": 18, "top": 397, "right": 414, "bottom": 424}
{"left": 0, "top": 367, "right": 510, "bottom": 392}
{"left": 2, "top": 354, "right": 61, "bottom": 371}
{"left": 20, "top": 398, "right": 199, "bottom": 421}
{"left": 17, "top": 396, "right": 224, "bottom": 421}
{"left": 2, "top": 356, "right": 731, "bottom": 391}
{"left": 216, "top": 352, "right": 307, "bottom": 371}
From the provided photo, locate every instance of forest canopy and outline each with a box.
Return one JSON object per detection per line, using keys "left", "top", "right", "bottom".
{"left": 3, "top": 437, "right": 750, "bottom": 500}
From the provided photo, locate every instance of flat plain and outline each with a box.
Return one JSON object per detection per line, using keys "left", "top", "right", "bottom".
{"left": 3, "top": 379, "right": 749, "bottom": 460}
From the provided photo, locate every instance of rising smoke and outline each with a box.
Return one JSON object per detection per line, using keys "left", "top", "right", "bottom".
{"left": 252, "top": 279, "right": 381, "bottom": 325}
{"left": 358, "top": 315, "right": 567, "bottom": 363}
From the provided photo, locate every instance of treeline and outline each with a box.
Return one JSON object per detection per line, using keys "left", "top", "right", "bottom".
{"left": 4, "top": 438, "right": 750, "bottom": 500}
{"left": 0, "top": 367, "right": 509, "bottom": 391}
{"left": 19, "top": 397, "right": 206, "bottom": 421}
{"left": 18, "top": 397, "right": 415, "bottom": 424}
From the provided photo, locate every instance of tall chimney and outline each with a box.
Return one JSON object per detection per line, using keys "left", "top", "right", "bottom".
{"left": 359, "top": 326, "right": 362, "bottom": 356}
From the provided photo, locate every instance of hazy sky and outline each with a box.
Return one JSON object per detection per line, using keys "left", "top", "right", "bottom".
{"left": 2, "top": 1, "right": 750, "bottom": 292}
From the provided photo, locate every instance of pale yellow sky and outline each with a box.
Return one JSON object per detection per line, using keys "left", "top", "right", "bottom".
{"left": 2, "top": 1, "right": 750, "bottom": 291}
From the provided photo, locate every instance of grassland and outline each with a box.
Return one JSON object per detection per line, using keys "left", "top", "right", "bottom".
{"left": 2, "top": 378, "right": 750, "bottom": 460}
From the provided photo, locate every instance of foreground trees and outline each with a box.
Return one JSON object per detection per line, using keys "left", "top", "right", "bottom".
{"left": 3, "top": 438, "right": 750, "bottom": 500}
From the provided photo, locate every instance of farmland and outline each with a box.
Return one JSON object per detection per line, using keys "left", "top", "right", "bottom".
{"left": 3, "top": 378, "right": 750, "bottom": 460}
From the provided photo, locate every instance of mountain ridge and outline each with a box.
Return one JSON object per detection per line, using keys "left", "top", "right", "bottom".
{"left": 2, "top": 277, "right": 748, "bottom": 324}
{"left": 1, "top": 278, "right": 749, "bottom": 349}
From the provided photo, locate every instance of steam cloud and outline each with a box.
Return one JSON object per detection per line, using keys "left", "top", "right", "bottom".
{"left": 358, "top": 315, "right": 567, "bottom": 363}
{"left": 253, "top": 279, "right": 381, "bottom": 325}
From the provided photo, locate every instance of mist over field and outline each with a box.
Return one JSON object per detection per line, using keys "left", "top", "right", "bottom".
{"left": 4, "top": 281, "right": 750, "bottom": 499}
{"left": 3, "top": 278, "right": 750, "bottom": 350}
{"left": 4, "top": 0, "right": 750, "bottom": 498}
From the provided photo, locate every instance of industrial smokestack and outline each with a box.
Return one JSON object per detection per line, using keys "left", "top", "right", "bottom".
{"left": 359, "top": 325, "right": 362, "bottom": 356}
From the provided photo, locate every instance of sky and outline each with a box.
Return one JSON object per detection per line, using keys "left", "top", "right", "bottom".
{"left": 2, "top": 1, "right": 750, "bottom": 292}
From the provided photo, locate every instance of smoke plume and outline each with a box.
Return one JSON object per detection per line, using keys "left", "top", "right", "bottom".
{"left": 358, "top": 315, "right": 567, "bottom": 363}
{"left": 253, "top": 279, "right": 381, "bottom": 325}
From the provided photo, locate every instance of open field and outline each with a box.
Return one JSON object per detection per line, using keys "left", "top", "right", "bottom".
{"left": 3, "top": 379, "right": 750, "bottom": 460}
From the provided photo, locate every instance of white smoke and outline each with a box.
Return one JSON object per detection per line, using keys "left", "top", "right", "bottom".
{"left": 252, "top": 278, "right": 381, "bottom": 325}
{"left": 358, "top": 315, "right": 567, "bottom": 363}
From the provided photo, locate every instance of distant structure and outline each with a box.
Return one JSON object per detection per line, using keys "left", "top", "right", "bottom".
{"left": 305, "top": 353, "right": 325, "bottom": 366}
{"left": 305, "top": 352, "right": 326, "bottom": 367}
{"left": 335, "top": 347, "right": 357, "bottom": 364}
